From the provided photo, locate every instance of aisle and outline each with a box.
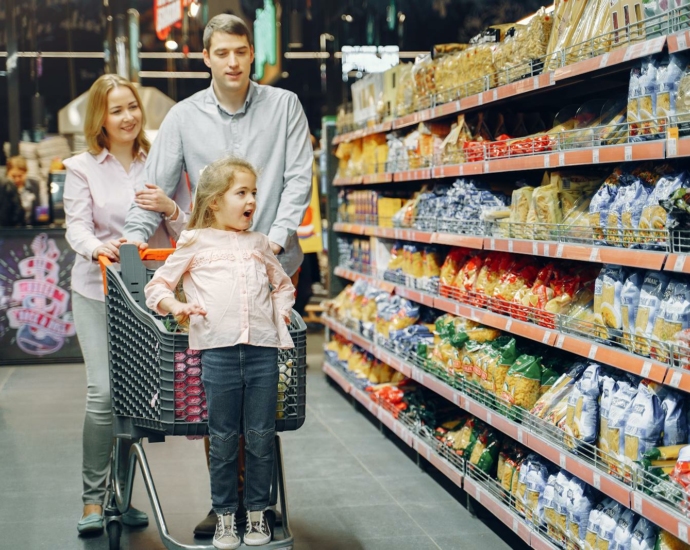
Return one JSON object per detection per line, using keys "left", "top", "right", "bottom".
{"left": 0, "top": 331, "right": 522, "bottom": 550}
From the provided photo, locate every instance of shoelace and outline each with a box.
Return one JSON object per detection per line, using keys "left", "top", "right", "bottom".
{"left": 217, "top": 515, "right": 237, "bottom": 538}
{"left": 247, "top": 514, "right": 268, "bottom": 535}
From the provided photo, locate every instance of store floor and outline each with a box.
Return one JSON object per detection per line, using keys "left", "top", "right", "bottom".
{"left": 0, "top": 331, "right": 525, "bottom": 550}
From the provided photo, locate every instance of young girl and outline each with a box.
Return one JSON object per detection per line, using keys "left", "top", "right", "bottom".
{"left": 144, "top": 156, "right": 295, "bottom": 550}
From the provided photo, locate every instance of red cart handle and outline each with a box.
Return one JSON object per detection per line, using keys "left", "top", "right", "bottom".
{"left": 99, "top": 247, "right": 175, "bottom": 295}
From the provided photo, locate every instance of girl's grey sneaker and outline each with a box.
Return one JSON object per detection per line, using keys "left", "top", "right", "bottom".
{"left": 213, "top": 513, "right": 241, "bottom": 550}
{"left": 244, "top": 510, "right": 271, "bottom": 546}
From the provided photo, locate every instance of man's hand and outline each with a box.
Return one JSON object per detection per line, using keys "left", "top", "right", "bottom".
{"left": 270, "top": 242, "right": 283, "bottom": 255}
{"left": 170, "top": 302, "right": 207, "bottom": 325}
{"left": 92, "top": 237, "right": 127, "bottom": 261}
{"left": 135, "top": 183, "right": 176, "bottom": 218}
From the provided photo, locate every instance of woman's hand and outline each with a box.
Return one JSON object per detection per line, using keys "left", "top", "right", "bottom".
{"left": 135, "top": 183, "right": 176, "bottom": 217}
{"left": 92, "top": 238, "right": 127, "bottom": 261}
{"left": 170, "top": 302, "right": 207, "bottom": 325}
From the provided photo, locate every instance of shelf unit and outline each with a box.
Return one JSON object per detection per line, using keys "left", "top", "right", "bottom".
{"left": 323, "top": 315, "right": 690, "bottom": 541}
{"left": 327, "top": 19, "right": 690, "bottom": 549}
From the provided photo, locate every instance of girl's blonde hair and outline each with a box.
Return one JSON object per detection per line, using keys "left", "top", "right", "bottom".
{"left": 6, "top": 155, "right": 28, "bottom": 173}
{"left": 186, "top": 156, "right": 258, "bottom": 231}
{"left": 84, "top": 74, "right": 150, "bottom": 156}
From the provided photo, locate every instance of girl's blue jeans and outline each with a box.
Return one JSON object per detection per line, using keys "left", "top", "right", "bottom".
{"left": 201, "top": 344, "right": 279, "bottom": 515}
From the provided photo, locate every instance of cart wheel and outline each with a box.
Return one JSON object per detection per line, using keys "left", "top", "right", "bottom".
{"left": 107, "top": 521, "right": 122, "bottom": 550}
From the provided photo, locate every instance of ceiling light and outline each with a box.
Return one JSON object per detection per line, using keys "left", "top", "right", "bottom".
{"left": 165, "top": 39, "right": 178, "bottom": 50}
{"left": 398, "top": 12, "right": 406, "bottom": 22}
{"left": 341, "top": 14, "right": 353, "bottom": 23}
{"left": 189, "top": 1, "right": 200, "bottom": 17}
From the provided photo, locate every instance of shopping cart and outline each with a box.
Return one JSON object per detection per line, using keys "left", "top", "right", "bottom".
{"left": 99, "top": 245, "right": 307, "bottom": 550}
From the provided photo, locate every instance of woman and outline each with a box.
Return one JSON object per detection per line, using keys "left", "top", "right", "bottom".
{"left": 5, "top": 155, "right": 42, "bottom": 225}
{"left": 63, "top": 74, "right": 187, "bottom": 536}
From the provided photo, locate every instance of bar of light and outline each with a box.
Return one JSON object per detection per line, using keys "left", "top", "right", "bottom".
{"left": 138, "top": 71, "right": 210, "bottom": 79}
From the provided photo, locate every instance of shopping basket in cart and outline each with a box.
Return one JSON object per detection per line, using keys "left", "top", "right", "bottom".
{"left": 100, "top": 244, "right": 306, "bottom": 550}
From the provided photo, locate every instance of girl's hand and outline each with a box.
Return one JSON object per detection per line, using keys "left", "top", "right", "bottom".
{"left": 135, "top": 183, "right": 176, "bottom": 217}
{"left": 171, "top": 302, "right": 207, "bottom": 324}
{"left": 93, "top": 238, "right": 127, "bottom": 261}
{"left": 282, "top": 313, "right": 291, "bottom": 325}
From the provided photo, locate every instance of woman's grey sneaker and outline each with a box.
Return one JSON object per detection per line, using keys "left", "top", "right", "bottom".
{"left": 213, "top": 513, "right": 241, "bottom": 550}
{"left": 244, "top": 510, "right": 271, "bottom": 546}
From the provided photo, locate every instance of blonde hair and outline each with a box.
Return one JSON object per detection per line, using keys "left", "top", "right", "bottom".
{"left": 84, "top": 74, "right": 150, "bottom": 156}
{"left": 186, "top": 156, "right": 258, "bottom": 232}
{"left": 6, "top": 155, "right": 27, "bottom": 173}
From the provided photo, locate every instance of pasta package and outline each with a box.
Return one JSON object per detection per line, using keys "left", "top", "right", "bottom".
{"left": 629, "top": 517, "right": 658, "bottom": 550}
{"left": 510, "top": 186, "right": 534, "bottom": 237}
{"left": 611, "top": 509, "right": 637, "bottom": 550}
{"left": 564, "top": 362, "right": 600, "bottom": 450}
{"left": 599, "top": 376, "right": 617, "bottom": 454}
{"left": 634, "top": 271, "right": 671, "bottom": 356}
{"left": 502, "top": 354, "right": 542, "bottom": 410}
{"left": 639, "top": 174, "right": 684, "bottom": 244}
{"left": 566, "top": 477, "right": 594, "bottom": 545}
{"left": 652, "top": 281, "right": 690, "bottom": 362}
{"left": 474, "top": 252, "right": 513, "bottom": 306}
{"left": 524, "top": 458, "right": 550, "bottom": 525}
{"left": 590, "top": 183, "right": 620, "bottom": 243}
{"left": 440, "top": 248, "right": 472, "bottom": 294}
{"left": 542, "top": 474, "right": 559, "bottom": 536}
{"left": 552, "top": 470, "right": 572, "bottom": 544}
{"left": 623, "top": 382, "right": 664, "bottom": 467}
{"left": 531, "top": 362, "right": 587, "bottom": 419}
{"left": 606, "top": 382, "right": 637, "bottom": 473}
{"left": 601, "top": 265, "right": 629, "bottom": 332}
{"left": 660, "top": 390, "right": 688, "bottom": 446}
{"left": 655, "top": 530, "right": 690, "bottom": 550}
{"left": 595, "top": 500, "right": 625, "bottom": 550}
{"left": 584, "top": 499, "right": 611, "bottom": 550}
{"left": 621, "top": 272, "right": 644, "bottom": 351}
{"left": 482, "top": 337, "right": 518, "bottom": 396}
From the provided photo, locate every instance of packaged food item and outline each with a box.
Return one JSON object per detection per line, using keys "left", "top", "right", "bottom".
{"left": 655, "top": 530, "right": 690, "bottom": 550}
{"left": 612, "top": 509, "right": 637, "bottom": 550}
{"left": 564, "top": 362, "right": 601, "bottom": 450}
{"left": 510, "top": 186, "right": 534, "bottom": 237}
{"left": 638, "top": 58, "right": 659, "bottom": 136}
{"left": 531, "top": 362, "right": 588, "bottom": 419}
{"left": 660, "top": 390, "right": 688, "bottom": 446}
{"left": 529, "top": 183, "right": 562, "bottom": 239}
{"left": 652, "top": 281, "right": 690, "bottom": 362}
{"left": 542, "top": 474, "right": 559, "bottom": 535}
{"left": 621, "top": 272, "right": 644, "bottom": 351}
{"left": 621, "top": 181, "right": 651, "bottom": 246}
{"left": 634, "top": 272, "right": 672, "bottom": 356}
{"left": 624, "top": 382, "right": 665, "bottom": 467}
{"left": 493, "top": 258, "right": 539, "bottom": 305}
{"left": 482, "top": 337, "right": 518, "bottom": 396}
{"left": 590, "top": 183, "right": 620, "bottom": 243}
{"left": 606, "top": 382, "right": 638, "bottom": 474}
{"left": 474, "top": 252, "right": 513, "bottom": 307}
{"left": 524, "top": 457, "right": 550, "bottom": 525}
{"left": 639, "top": 174, "right": 684, "bottom": 245}
{"left": 656, "top": 55, "right": 687, "bottom": 134}
{"left": 453, "top": 255, "right": 483, "bottom": 298}
{"left": 596, "top": 500, "right": 625, "bottom": 550}
{"left": 600, "top": 265, "right": 629, "bottom": 334}
{"left": 585, "top": 499, "right": 611, "bottom": 550}
{"left": 630, "top": 517, "right": 658, "bottom": 550}
{"left": 440, "top": 248, "right": 471, "bottom": 294}
{"left": 502, "top": 354, "right": 542, "bottom": 410}
{"left": 566, "top": 477, "right": 594, "bottom": 545}
{"left": 552, "top": 470, "right": 572, "bottom": 544}
{"left": 469, "top": 430, "right": 500, "bottom": 473}
{"left": 599, "top": 376, "right": 617, "bottom": 455}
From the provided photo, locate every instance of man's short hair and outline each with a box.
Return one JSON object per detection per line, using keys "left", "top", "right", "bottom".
{"left": 203, "top": 14, "right": 254, "bottom": 50}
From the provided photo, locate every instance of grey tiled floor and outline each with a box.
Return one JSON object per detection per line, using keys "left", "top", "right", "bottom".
{"left": 0, "top": 332, "right": 526, "bottom": 550}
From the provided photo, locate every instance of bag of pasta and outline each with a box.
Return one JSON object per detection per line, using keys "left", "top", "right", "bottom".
{"left": 501, "top": 446, "right": 528, "bottom": 492}
{"left": 589, "top": 182, "right": 620, "bottom": 243}
{"left": 469, "top": 430, "right": 500, "bottom": 473}
{"left": 655, "top": 530, "right": 690, "bottom": 550}
{"left": 493, "top": 258, "right": 540, "bottom": 307}
{"left": 635, "top": 272, "right": 672, "bottom": 356}
{"left": 598, "top": 375, "right": 617, "bottom": 455}
{"left": 542, "top": 474, "right": 559, "bottom": 536}
{"left": 551, "top": 471, "right": 572, "bottom": 544}
{"left": 566, "top": 477, "right": 595, "bottom": 546}
{"left": 440, "top": 248, "right": 471, "bottom": 296}
{"left": 621, "top": 272, "right": 644, "bottom": 351}
{"left": 606, "top": 381, "right": 638, "bottom": 475}
{"left": 584, "top": 499, "right": 610, "bottom": 550}
{"left": 595, "top": 500, "right": 625, "bottom": 550}
{"left": 502, "top": 354, "right": 542, "bottom": 411}
{"left": 639, "top": 174, "right": 684, "bottom": 246}
{"left": 629, "top": 517, "right": 658, "bottom": 550}
{"left": 523, "top": 457, "right": 550, "bottom": 525}
{"left": 482, "top": 337, "right": 518, "bottom": 396}
{"left": 651, "top": 281, "right": 690, "bottom": 362}
{"left": 453, "top": 254, "right": 484, "bottom": 300}
{"left": 624, "top": 381, "right": 665, "bottom": 468}
{"left": 474, "top": 252, "right": 513, "bottom": 307}
{"left": 599, "top": 265, "right": 629, "bottom": 337}
{"left": 564, "top": 362, "right": 600, "bottom": 450}
{"left": 661, "top": 389, "right": 688, "bottom": 446}
{"left": 531, "top": 362, "right": 588, "bottom": 419}
{"left": 612, "top": 509, "right": 637, "bottom": 550}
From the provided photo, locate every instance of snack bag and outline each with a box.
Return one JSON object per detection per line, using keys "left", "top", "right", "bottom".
{"left": 634, "top": 272, "right": 671, "bottom": 356}
{"left": 623, "top": 382, "right": 664, "bottom": 467}
{"left": 502, "top": 354, "right": 542, "bottom": 410}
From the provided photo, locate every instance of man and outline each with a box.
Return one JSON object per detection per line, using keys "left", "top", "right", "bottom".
{"left": 123, "top": 12, "right": 312, "bottom": 543}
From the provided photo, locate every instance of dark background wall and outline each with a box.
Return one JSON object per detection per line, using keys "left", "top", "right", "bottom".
{"left": 0, "top": 0, "right": 543, "bottom": 158}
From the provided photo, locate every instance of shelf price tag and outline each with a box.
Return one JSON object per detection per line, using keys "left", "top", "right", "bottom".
{"left": 543, "top": 244, "right": 550, "bottom": 257}
{"left": 506, "top": 319, "right": 513, "bottom": 332}
{"left": 556, "top": 334, "right": 566, "bottom": 349}
{"left": 589, "top": 247, "right": 601, "bottom": 262}
{"left": 543, "top": 331, "right": 552, "bottom": 344}
{"left": 484, "top": 161, "right": 490, "bottom": 173}
{"left": 593, "top": 473, "right": 601, "bottom": 490}
{"left": 512, "top": 518, "right": 519, "bottom": 533}
{"left": 623, "top": 47, "right": 634, "bottom": 61}
{"left": 486, "top": 412, "right": 492, "bottom": 426}
{"left": 452, "top": 392, "right": 461, "bottom": 406}
{"left": 670, "top": 370, "right": 683, "bottom": 388}
{"left": 588, "top": 345, "right": 599, "bottom": 360}
{"left": 556, "top": 244, "right": 565, "bottom": 258}
{"left": 678, "top": 33, "right": 688, "bottom": 51}
{"left": 559, "top": 453, "right": 567, "bottom": 468}
{"left": 489, "top": 238, "right": 496, "bottom": 250}
{"left": 508, "top": 240, "right": 514, "bottom": 253}
{"left": 592, "top": 148, "right": 600, "bottom": 164}
{"left": 599, "top": 52, "right": 610, "bottom": 68}
{"left": 533, "top": 242, "right": 539, "bottom": 255}
{"left": 478, "top": 92, "right": 484, "bottom": 106}
{"left": 624, "top": 145, "right": 633, "bottom": 162}
{"left": 674, "top": 255, "right": 687, "bottom": 272}
{"left": 558, "top": 153, "right": 565, "bottom": 166}
{"left": 517, "top": 429, "right": 525, "bottom": 444}
{"left": 544, "top": 155, "right": 551, "bottom": 168}
{"left": 493, "top": 89, "right": 499, "bottom": 102}
{"left": 679, "top": 524, "right": 689, "bottom": 544}
{"left": 632, "top": 493, "right": 642, "bottom": 513}
{"left": 668, "top": 138, "right": 678, "bottom": 158}
{"left": 641, "top": 361, "right": 652, "bottom": 378}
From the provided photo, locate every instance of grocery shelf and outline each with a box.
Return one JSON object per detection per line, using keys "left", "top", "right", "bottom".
{"left": 362, "top": 172, "right": 394, "bottom": 184}
{"left": 392, "top": 108, "right": 436, "bottom": 130}
{"left": 631, "top": 491, "right": 690, "bottom": 543}
{"left": 333, "top": 266, "right": 396, "bottom": 293}
{"left": 332, "top": 121, "right": 393, "bottom": 145}
{"left": 394, "top": 285, "right": 437, "bottom": 308}
{"left": 554, "top": 36, "right": 667, "bottom": 81}
{"left": 667, "top": 253, "right": 690, "bottom": 274}
{"left": 393, "top": 168, "right": 432, "bottom": 182}
{"left": 432, "top": 232, "right": 485, "bottom": 249}
{"left": 321, "top": 361, "right": 464, "bottom": 490}
{"left": 333, "top": 176, "right": 363, "bottom": 186}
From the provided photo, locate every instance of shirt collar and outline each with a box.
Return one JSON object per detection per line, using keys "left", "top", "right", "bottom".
{"left": 94, "top": 147, "right": 147, "bottom": 164}
{"left": 207, "top": 80, "right": 257, "bottom": 115}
